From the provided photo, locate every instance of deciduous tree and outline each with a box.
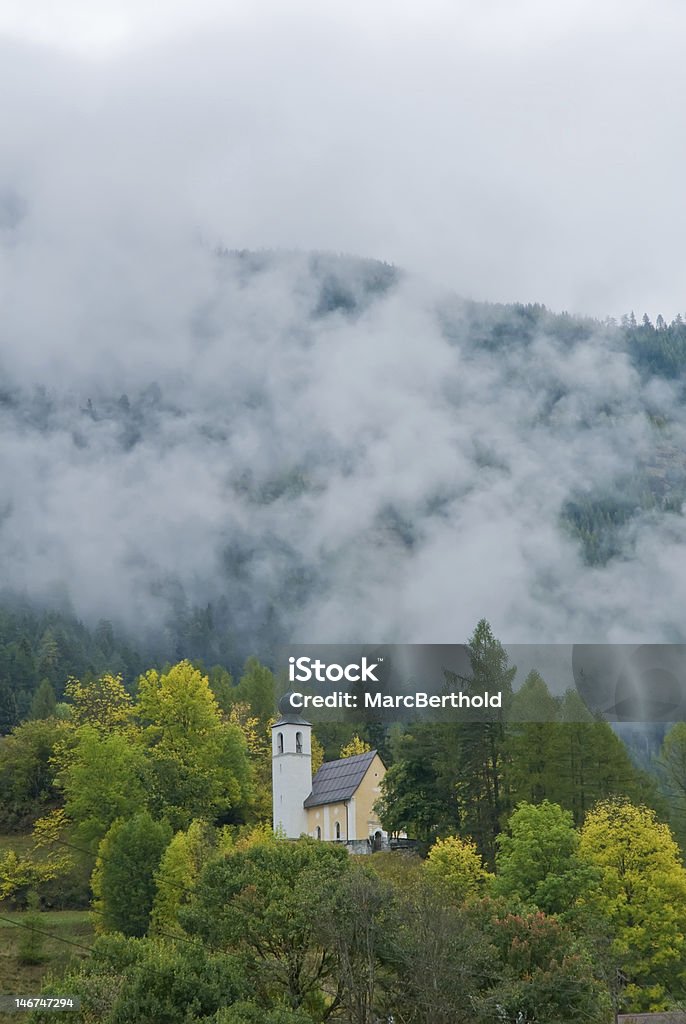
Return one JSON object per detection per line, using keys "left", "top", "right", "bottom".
{"left": 425, "top": 835, "right": 493, "bottom": 903}
{"left": 578, "top": 798, "right": 686, "bottom": 1009}
{"left": 495, "top": 801, "right": 595, "bottom": 916}
{"left": 181, "top": 835, "right": 349, "bottom": 1013}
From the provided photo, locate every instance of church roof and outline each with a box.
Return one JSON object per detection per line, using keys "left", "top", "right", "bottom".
{"left": 272, "top": 692, "right": 311, "bottom": 728}
{"left": 304, "top": 749, "right": 378, "bottom": 808}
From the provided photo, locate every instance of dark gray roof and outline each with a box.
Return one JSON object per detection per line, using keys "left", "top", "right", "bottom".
{"left": 272, "top": 692, "right": 311, "bottom": 728}
{"left": 304, "top": 750, "right": 379, "bottom": 808}
{"left": 273, "top": 712, "right": 311, "bottom": 727}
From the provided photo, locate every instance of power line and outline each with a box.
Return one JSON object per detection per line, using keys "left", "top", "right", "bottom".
{"left": 6, "top": 827, "right": 242, "bottom": 964}
{"left": 85, "top": 903, "right": 219, "bottom": 954}
{"left": 0, "top": 906, "right": 233, "bottom": 975}
{"left": 0, "top": 913, "right": 95, "bottom": 955}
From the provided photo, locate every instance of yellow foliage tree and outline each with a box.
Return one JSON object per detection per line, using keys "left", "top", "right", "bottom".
{"left": 339, "top": 735, "right": 372, "bottom": 760}
{"left": 0, "top": 810, "right": 73, "bottom": 900}
{"left": 150, "top": 819, "right": 215, "bottom": 936}
{"left": 64, "top": 673, "right": 134, "bottom": 732}
{"left": 579, "top": 798, "right": 686, "bottom": 1010}
{"left": 311, "top": 734, "right": 325, "bottom": 775}
{"left": 135, "top": 661, "right": 253, "bottom": 829}
{"left": 424, "top": 835, "right": 494, "bottom": 904}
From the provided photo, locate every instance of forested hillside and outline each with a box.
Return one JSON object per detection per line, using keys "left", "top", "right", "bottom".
{"left": 2, "top": 252, "right": 686, "bottom": 733}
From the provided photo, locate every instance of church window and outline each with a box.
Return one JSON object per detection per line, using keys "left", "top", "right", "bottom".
{"left": 316, "top": 826, "right": 321, "bottom": 840}
{"left": 277, "top": 732, "right": 284, "bottom": 754}
{"left": 296, "top": 731, "right": 303, "bottom": 753}
{"left": 335, "top": 821, "right": 341, "bottom": 840}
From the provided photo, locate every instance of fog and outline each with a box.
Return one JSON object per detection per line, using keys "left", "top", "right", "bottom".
{"left": 1, "top": 2, "right": 686, "bottom": 654}
{"left": 2, "top": 0, "right": 686, "bottom": 318}
{"left": 1, "top": 244, "right": 686, "bottom": 650}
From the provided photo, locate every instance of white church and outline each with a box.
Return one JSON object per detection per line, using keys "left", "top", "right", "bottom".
{"left": 271, "top": 693, "right": 389, "bottom": 850}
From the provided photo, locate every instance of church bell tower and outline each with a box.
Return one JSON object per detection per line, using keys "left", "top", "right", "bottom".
{"left": 271, "top": 693, "right": 312, "bottom": 838}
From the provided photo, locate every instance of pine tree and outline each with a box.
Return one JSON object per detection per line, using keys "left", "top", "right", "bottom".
{"left": 451, "top": 620, "right": 516, "bottom": 864}
{"left": 29, "top": 679, "right": 57, "bottom": 720}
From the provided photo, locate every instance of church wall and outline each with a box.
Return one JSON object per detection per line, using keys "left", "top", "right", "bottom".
{"left": 303, "top": 754, "right": 386, "bottom": 843}
{"left": 305, "top": 802, "right": 348, "bottom": 841}
{"left": 353, "top": 753, "right": 386, "bottom": 840}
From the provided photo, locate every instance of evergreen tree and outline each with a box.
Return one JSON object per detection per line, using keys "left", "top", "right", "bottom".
{"left": 547, "top": 691, "right": 657, "bottom": 823}
{"left": 29, "top": 679, "right": 57, "bottom": 720}
{"left": 232, "top": 657, "right": 276, "bottom": 729}
{"left": 451, "top": 620, "right": 515, "bottom": 864}
{"left": 92, "top": 812, "right": 172, "bottom": 937}
{"left": 375, "top": 723, "right": 459, "bottom": 841}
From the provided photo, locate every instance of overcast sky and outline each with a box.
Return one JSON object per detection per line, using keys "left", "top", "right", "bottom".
{"left": 2, "top": 0, "right": 684, "bottom": 320}
{"left": 3, "top": 1, "right": 686, "bottom": 656}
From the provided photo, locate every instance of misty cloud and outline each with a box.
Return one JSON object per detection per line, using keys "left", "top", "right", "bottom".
{"left": 2, "top": 3, "right": 686, "bottom": 656}
{"left": 1, "top": 242, "right": 685, "bottom": 652}
{"left": 2, "top": 0, "right": 686, "bottom": 319}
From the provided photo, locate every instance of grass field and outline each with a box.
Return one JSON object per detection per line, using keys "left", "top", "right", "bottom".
{"left": 0, "top": 835, "right": 93, "bottom": 1021}
{"left": 0, "top": 909, "right": 93, "bottom": 1021}
{"left": 0, "top": 835, "right": 35, "bottom": 857}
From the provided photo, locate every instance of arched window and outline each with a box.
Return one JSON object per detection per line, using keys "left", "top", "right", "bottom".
{"left": 296, "top": 731, "right": 303, "bottom": 753}
{"left": 335, "top": 821, "right": 341, "bottom": 840}
{"left": 316, "top": 826, "right": 321, "bottom": 840}
{"left": 277, "top": 733, "right": 284, "bottom": 754}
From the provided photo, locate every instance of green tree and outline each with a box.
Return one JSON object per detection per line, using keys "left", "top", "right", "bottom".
{"left": 37, "top": 629, "right": 60, "bottom": 687}
{"left": 32, "top": 933, "right": 249, "bottom": 1024}
{"left": 56, "top": 726, "right": 150, "bottom": 848}
{"left": 17, "top": 890, "right": 47, "bottom": 965}
{"left": 65, "top": 673, "right": 134, "bottom": 732}
{"left": 375, "top": 723, "right": 458, "bottom": 842}
{"left": 106, "top": 942, "right": 246, "bottom": 1024}
{"left": 0, "top": 718, "right": 63, "bottom": 830}
{"left": 29, "top": 679, "right": 57, "bottom": 720}
{"left": 386, "top": 884, "right": 499, "bottom": 1024}
{"left": 474, "top": 902, "right": 611, "bottom": 1024}
{"left": 0, "top": 811, "right": 73, "bottom": 903}
{"left": 452, "top": 620, "right": 515, "bottom": 863}
{"left": 136, "top": 661, "right": 253, "bottom": 828}
{"left": 231, "top": 657, "right": 276, "bottom": 729}
{"left": 661, "top": 722, "right": 686, "bottom": 801}
{"left": 314, "top": 864, "right": 395, "bottom": 1024}
{"left": 659, "top": 722, "right": 686, "bottom": 846}
{"left": 137, "top": 661, "right": 222, "bottom": 741}
{"left": 546, "top": 690, "right": 656, "bottom": 824}
{"left": 207, "top": 665, "right": 234, "bottom": 714}
{"left": 226, "top": 702, "right": 272, "bottom": 822}
{"left": 92, "top": 812, "right": 172, "bottom": 937}
{"left": 578, "top": 798, "right": 686, "bottom": 1009}
{"left": 181, "top": 835, "right": 350, "bottom": 1012}
{"left": 495, "top": 801, "right": 595, "bottom": 916}
{"left": 507, "top": 671, "right": 560, "bottom": 805}
{"left": 150, "top": 819, "right": 216, "bottom": 936}
{"left": 9, "top": 635, "right": 37, "bottom": 693}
